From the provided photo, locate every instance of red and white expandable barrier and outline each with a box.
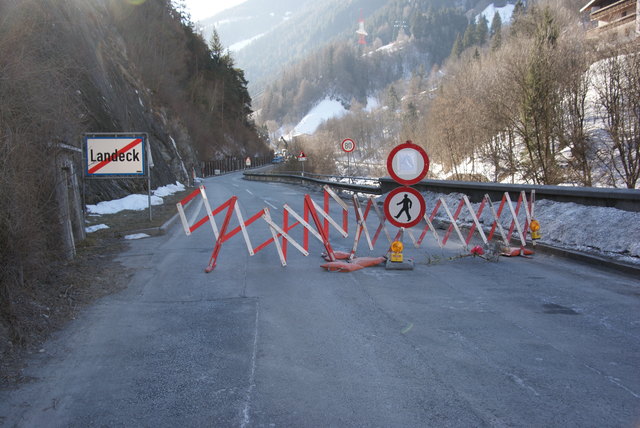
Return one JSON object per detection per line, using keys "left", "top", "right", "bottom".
{"left": 176, "top": 185, "right": 374, "bottom": 272}
{"left": 409, "top": 190, "right": 536, "bottom": 252}
{"left": 177, "top": 186, "right": 308, "bottom": 272}
{"left": 176, "top": 185, "right": 538, "bottom": 273}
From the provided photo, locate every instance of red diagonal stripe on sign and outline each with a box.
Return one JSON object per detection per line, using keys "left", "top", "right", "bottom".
{"left": 88, "top": 138, "right": 143, "bottom": 174}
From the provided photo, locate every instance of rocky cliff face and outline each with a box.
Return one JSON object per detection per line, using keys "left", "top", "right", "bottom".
{"left": 2, "top": 0, "right": 266, "bottom": 203}
{"left": 48, "top": 0, "right": 199, "bottom": 202}
{"left": 1, "top": 0, "right": 269, "bottom": 355}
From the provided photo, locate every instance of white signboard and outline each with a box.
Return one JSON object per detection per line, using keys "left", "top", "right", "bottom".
{"left": 84, "top": 134, "right": 147, "bottom": 177}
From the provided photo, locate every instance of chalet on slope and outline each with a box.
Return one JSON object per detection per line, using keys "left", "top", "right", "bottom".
{"left": 581, "top": 0, "right": 639, "bottom": 39}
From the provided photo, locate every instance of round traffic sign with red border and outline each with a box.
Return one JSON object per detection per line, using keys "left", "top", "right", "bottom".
{"left": 384, "top": 186, "right": 426, "bottom": 228}
{"left": 341, "top": 138, "right": 356, "bottom": 153}
{"left": 386, "top": 141, "right": 429, "bottom": 186}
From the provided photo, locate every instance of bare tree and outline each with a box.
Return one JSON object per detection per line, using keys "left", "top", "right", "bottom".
{"left": 592, "top": 43, "right": 640, "bottom": 188}
{"left": 558, "top": 56, "right": 594, "bottom": 186}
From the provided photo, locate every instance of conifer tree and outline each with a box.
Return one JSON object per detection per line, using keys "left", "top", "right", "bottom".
{"left": 476, "top": 15, "right": 489, "bottom": 45}
{"left": 451, "top": 33, "right": 464, "bottom": 58}
{"left": 209, "top": 29, "right": 224, "bottom": 63}
{"left": 386, "top": 85, "right": 400, "bottom": 112}
{"left": 491, "top": 12, "right": 503, "bottom": 50}
{"left": 462, "top": 20, "right": 477, "bottom": 49}
{"left": 490, "top": 11, "right": 502, "bottom": 37}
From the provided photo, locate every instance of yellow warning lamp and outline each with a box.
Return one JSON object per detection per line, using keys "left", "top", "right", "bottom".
{"left": 390, "top": 240, "right": 404, "bottom": 262}
{"left": 530, "top": 219, "right": 541, "bottom": 240}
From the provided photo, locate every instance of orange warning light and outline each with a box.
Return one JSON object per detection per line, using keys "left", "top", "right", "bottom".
{"left": 530, "top": 219, "right": 541, "bottom": 240}
{"left": 391, "top": 241, "right": 404, "bottom": 253}
{"left": 390, "top": 240, "right": 404, "bottom": 262}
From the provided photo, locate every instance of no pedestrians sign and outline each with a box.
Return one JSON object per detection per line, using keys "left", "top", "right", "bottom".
{"left": 384, "top": 186, "right": 425, "bottom": 228}
{"left": 84, "top": 133, "right": 147, "bottom": 177}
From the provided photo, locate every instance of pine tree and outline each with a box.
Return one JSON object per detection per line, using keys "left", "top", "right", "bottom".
{"left": 462, "top": 20, "right": 477, "bottom": 49}
{"left": 209, "top": 29, "right": 224, "bottom": 63}
{"left": 491, "top": 12, "right": 503, "bottom": 50}
{"left": 451, "top": 33, "right": 463, "bottom": 58}
{"left": 476, "top": 15, "right": 489, "bottom": 45}
{"left": 386, "top": 85, "right": 400, "bottom": 112}
{"left": 490, "top": 11, "right": 502, "bottom": 37}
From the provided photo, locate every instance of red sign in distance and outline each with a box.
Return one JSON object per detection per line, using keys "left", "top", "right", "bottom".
{"left": 341, "top": 138, "right": 356, "bottom": 153}
{"left": 386, "top": 141, "right": 429, "bottom": 186}
{"left": 384, "top": 186, "right": 426, "bottom": 228}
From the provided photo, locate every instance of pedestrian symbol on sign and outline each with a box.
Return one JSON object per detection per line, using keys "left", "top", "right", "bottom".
{"left": 395, "top": 194, "right": 413, "bottom": 222}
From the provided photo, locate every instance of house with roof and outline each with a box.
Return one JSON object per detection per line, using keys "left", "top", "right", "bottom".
{"left": 580, "top": 0, "right": 639, "bottom": 38}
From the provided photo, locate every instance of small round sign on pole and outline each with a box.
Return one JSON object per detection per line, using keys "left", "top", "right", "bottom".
{"left": 386, "top": 141, "right": 429, "bottom": 186}
{"left": 298, "top": 151, "right": 307, "bottom": 176}
{"left": 341, "top": 138, "right": 356, "bottom": 153}
{"left": 341, "top": 139, "right": 356, "bottom": 182}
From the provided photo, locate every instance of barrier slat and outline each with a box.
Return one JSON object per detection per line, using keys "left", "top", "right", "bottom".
{"left": 441, "top": 198, "right": 466, "bottom": 248}
{"left": 178, "top": 187, "right": 202, "bottom": 206}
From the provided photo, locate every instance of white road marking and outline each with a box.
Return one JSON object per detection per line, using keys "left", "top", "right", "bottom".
{"left": 240, "top": 302, "right": 260, "bottom": 428}
{"left": 264, "top": 200, "right": 278, "bottom": 210}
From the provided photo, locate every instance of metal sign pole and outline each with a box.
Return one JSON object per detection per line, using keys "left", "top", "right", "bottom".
{"left": 148, "top": 174, "right": 152, "bottom": 221}
{"left": 147, "top": 135, "right": 152, "bottom": 221}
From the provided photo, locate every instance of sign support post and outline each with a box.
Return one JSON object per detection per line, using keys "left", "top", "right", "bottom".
{"left": 298, "top": 151, "right": 307, "bottom": 176}
{"left": 341, "top": 139, "right": 356, "bottom": 183}
{"left": 384, "top": 140, "right": 430, "bottom": 270}
{"left": 148, "top": 172, "right": 152, "bottom": 221}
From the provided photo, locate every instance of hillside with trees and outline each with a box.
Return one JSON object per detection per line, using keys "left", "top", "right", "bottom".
{"left": 263, "top": 0, "right": 639, "bottom": 190}
{"left": 417, "top": 0, "right": 639, "bottom": 188}
{"left": 0, "top": 0, "right": 268, "bottom": 356}
{"left": 201, "top": 0, "right": 476, "bottom": 96}
{"left": 257, "top": 2, "right": 469, "bottom": 128}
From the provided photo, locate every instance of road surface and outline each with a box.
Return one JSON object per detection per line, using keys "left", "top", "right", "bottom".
{"left": 1, "top": 172, "right": 639, "bottom": 427}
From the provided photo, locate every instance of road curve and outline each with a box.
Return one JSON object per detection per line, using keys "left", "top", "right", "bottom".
{"left": 1, "top": 172, "right": 639, "bottom": 427}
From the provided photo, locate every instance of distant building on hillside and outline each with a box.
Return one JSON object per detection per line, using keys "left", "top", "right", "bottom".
{"left": 580, "top": 0, "right": 639, "bottom": 39}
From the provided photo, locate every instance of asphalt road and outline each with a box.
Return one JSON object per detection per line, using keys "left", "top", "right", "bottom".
{"left": 1, "top": 172, "right": 639, "bottom": 427}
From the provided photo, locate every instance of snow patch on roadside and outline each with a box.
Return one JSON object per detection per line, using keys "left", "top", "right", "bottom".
{"left": 85, "top": 224, "right": 109, "bottom": 233}
{"left": 125, "top": 233, "right": 151, "bottom": 240}
{"left": 86, "top": 182, "right": 184, "bottom": 215}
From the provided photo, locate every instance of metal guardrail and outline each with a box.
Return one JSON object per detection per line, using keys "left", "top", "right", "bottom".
{"left": 266, "top": 170, "right": 379, "bottom": 187}
{"left": 243, "top": 171, "right": 640, "bottom": 212}
{"left": 243, "top": 171, "right": 381, "bottom": 194}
